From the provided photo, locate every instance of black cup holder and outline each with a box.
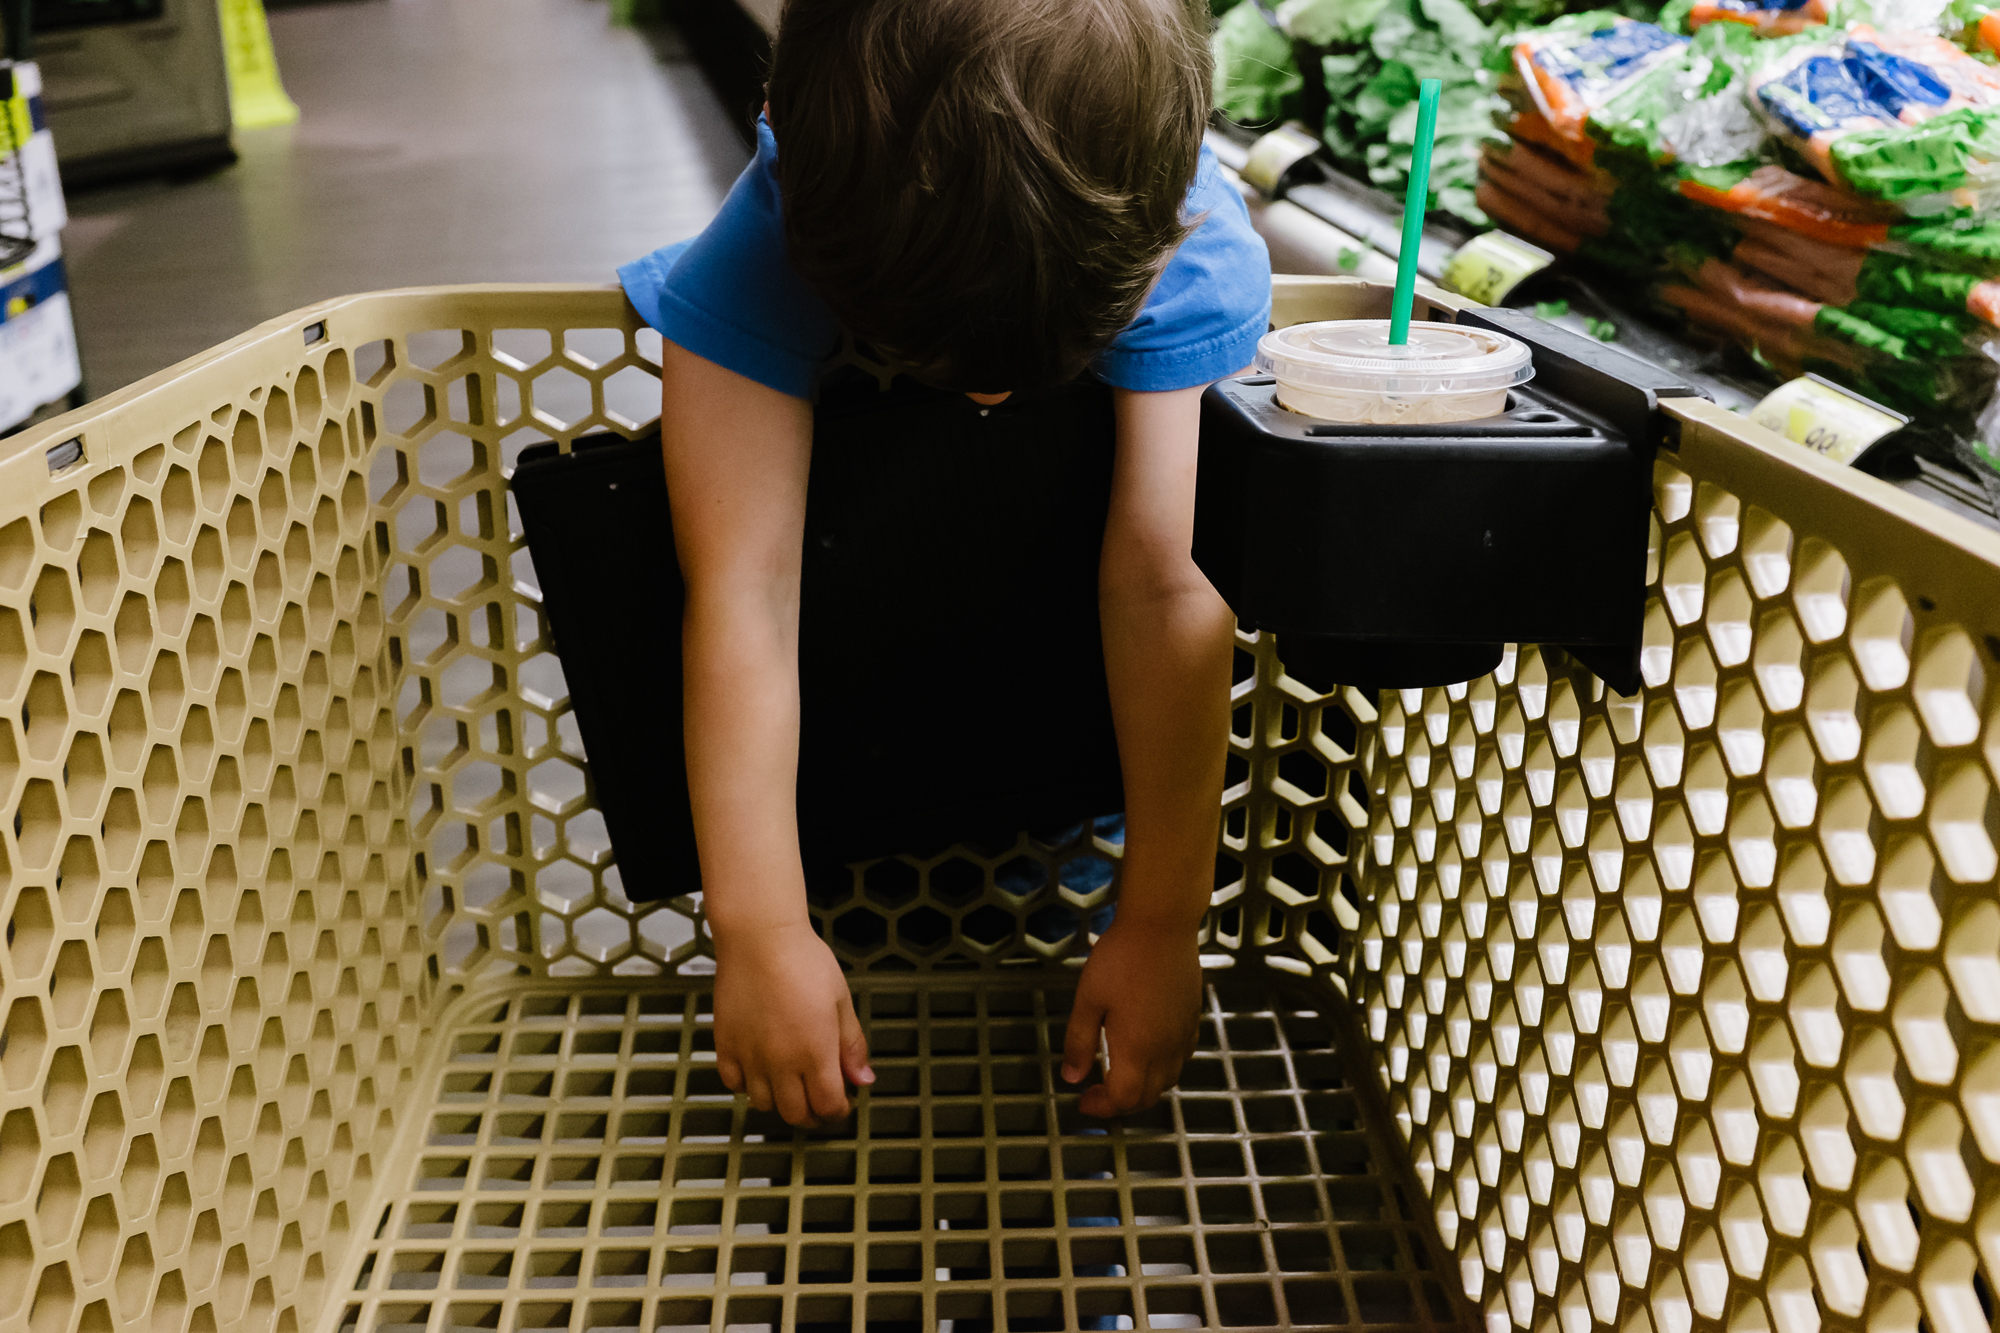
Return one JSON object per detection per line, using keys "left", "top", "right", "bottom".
{"left": 1194, "top": 307, "right": 1706, "bottom": 693}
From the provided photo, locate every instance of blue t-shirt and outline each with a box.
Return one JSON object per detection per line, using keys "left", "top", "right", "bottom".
{"left": 618, "top": 119, "right": 1272, "bottom": 398}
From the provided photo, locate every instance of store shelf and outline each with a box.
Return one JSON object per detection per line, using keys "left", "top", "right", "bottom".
{"left": 1210, "top": 122, "right": 2000, "bottom": 531}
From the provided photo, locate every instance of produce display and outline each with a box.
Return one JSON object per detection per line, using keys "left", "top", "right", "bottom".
{"left": 1213, "top": 0, "right": 2000, "bottom": 505}
{"left": 1480, "top": 2, "right": 2000, "bottom": 498}
{"left": 1212, "top": 0, "right": 1661, "bottom": 223}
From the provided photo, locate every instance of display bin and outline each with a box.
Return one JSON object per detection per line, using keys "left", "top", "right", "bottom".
{"left": 0, "top": 276, "right": 1996, "bottom": 1333}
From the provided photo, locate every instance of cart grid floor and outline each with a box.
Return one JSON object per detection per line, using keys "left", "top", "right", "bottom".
{"left": 335, "top": 974, "right": 1463, "bottom": 1333}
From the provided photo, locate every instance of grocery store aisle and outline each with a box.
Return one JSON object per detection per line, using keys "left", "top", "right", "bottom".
{"left": 59, "top": 0, "right": 749, "bottom": 395}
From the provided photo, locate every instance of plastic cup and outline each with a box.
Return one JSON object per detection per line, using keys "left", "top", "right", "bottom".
{"left": 1254, "top": 319, "right": 1535, "bottom": 424}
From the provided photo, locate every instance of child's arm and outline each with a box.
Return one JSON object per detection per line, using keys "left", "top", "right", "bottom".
{"left": 659, "top": 342, "right": 872, "bottom": 1127}
{"left": 1062, "top": 383, "right": 1236, "bottom": 1117}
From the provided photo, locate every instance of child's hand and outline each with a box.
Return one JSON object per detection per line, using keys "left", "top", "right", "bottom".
{"left": 714, "top": 922, "right": 873, "bottom": 1127}
{"left": 1060, "top": 919, "right": 1203, "bottom": 1118}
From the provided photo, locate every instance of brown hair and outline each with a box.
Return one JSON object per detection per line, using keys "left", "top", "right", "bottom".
{"left": 767, "top": 0, "right": 1212, "bottom": 393}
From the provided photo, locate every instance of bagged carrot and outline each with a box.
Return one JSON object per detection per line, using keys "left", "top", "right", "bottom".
{"left": 1681, "top": 0, "right": 1832, "bottom": 38}
{"left": 1752, "top": 29, "right": 2000, "bottom": 205}
{"left": 1480, "top": 140, "right": 1613, "bottom": 236}
{"left": 1729, "top": 225, "right": 1867, "bottom": 302}
{"left": 1512, "top": 17, "right": 1688, "bottom": 150}
{"left": 1677, "top": 162, "right": 1897, "bottom": 245}
{"left": 1670, "top": 0, "right": 1956, "bottom": 36}
{"left": 1887, "top": 215, "right": 2000, "bottom": 268}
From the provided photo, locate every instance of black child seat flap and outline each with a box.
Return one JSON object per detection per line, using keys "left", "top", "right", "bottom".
{"left": 509, "top": 371, "right": 1126, "bottom": 902}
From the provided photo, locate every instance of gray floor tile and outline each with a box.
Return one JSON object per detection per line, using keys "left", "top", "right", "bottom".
{"left": 61, "top": 0, "right": 746, "bottom": 396}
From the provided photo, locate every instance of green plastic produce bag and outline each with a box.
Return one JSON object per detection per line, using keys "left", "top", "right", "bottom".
{"left": 1831, "top": 107, "right": 2000, "bottom": 205}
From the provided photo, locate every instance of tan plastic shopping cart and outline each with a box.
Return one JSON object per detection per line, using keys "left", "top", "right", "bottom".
{"left": 1, "top": 276, "right": 1997, "bottom": 1333}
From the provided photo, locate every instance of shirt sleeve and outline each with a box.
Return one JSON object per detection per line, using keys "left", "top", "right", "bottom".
{"left": 1092, "top": 145, "right": 1273, "bottom": 393}
{"left": 616, "top": 119, "right": 843, "bottom": 400}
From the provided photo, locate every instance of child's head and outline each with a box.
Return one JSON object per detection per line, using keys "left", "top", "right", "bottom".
{"left": 767, "top": 0, "right": 1212, "bottom": 393}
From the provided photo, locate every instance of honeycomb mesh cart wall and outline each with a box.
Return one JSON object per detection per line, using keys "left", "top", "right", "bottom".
{"left": 0, "top": 275, "right": 1994, "bottom": 1333}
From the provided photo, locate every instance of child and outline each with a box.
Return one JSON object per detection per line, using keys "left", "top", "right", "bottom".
{"left": 617, "top": 0, "right": 1272, "bottom": 1127}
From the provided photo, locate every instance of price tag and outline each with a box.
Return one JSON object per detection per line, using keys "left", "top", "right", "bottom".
{"left": 1442, "top": 231, "right": 1555, "bottom": 307}
{"left": 1240, "top": 122, "right": 1323, "bottom": 199}
{"left": 1749, "top": 374, "right": 1906, "bottom": 465}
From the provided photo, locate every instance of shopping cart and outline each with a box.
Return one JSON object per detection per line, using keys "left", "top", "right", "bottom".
{"left": 0, "top": 276, "right": 1995, "bottom": 1333}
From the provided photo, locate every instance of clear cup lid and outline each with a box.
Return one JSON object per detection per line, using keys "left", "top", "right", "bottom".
{"left": 1254, "top": 319, "right": 1535, "bottom": 395}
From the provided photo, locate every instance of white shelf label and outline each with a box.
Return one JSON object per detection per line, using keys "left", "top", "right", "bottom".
{"left": 1442, "top": 232, "right": 1554, "bottom": 307}
{"left": 1749, "top": 375, "right": 1906, "bottom": 465}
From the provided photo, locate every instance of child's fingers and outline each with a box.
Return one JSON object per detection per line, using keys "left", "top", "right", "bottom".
{"left": 774, "top": 1073, "right": 816, "bottom": 1128}
{"left": 837, "top": 1000, "right": 874, "bottom": 1087}
{"left": 718, "top": 1055, "right": 745, "bottom": 1094}
{"left": 805, "top": 1054, "right": 852, "bottom": 1124}
{"left": 1080, "top": 1048, "right": 1152, "bottom": 1118}
{"left": 1080, "top": 1034, "right": 1190, "bottom": 1118}
{"left": 1104, "top": 1055, "right": 1151, "bottom": 1113}
{"left": 1152, "top": 1038, "right": 1194, "bottom": 1093}
{"left": 1061, "top": 994, "right": 1108, "bottom": 1084}
{"left": 746, "top": 1071, "right": 776, "bottom": 1115}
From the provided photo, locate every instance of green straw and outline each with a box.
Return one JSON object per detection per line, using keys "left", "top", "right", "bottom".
{"left": 1388, "top": 77, "right": 1443, "bottom": 346}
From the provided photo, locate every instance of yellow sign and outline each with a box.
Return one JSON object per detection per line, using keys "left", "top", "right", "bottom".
{"left": 1, "top": 80, "right": 31, "bottom": 158}
{"left": 1442, "top": 231, "right": 1555, "bottom": 307}
{"left": 217, "top": 0, "right": 300, "bottom": 130}
{"left": 1749, "top": 374, "right": 1906, "bottom": 465}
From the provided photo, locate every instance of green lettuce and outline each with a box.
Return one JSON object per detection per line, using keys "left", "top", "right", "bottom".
{"left": 1214, "top": 2, "right": 1305, "bottom": 124}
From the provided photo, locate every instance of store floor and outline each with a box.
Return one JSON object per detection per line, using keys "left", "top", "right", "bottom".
{"left": 59, "top": 0, "right": 750, "bottom": 396}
